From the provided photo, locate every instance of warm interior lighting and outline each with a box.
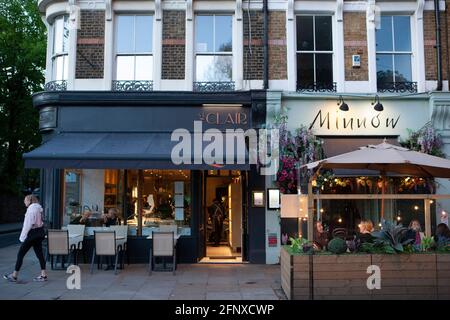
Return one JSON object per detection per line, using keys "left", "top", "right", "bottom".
{"left": 414, "top": 205, "right": 419, "bottom": 211}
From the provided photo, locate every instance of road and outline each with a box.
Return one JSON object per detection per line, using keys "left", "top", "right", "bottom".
{"left": 0, "top": 232, "right": 20, "bottom": 249}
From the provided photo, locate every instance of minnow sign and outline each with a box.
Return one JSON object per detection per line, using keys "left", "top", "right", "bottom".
{"left": 285, "top": 99, "right": 428, "bottom": 137}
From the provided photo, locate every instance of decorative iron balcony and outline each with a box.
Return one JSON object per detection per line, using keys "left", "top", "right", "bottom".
{"left": 112, "top": 80, "right": 153, "bottom": 92}
{"left": 296, "top": 82, "right": 337, "bottom": 93}
{"left": 377, "top": 82, "right": 417, "bottom": 93}
{"left": 44, "top": 80, "right": 67, "bottom": 91}
{"left": 193, "top": 81, "right": 235, "bottom": 92}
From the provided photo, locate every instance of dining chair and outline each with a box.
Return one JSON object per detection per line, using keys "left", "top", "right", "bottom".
{"left": 90, "top": 231, "right": 121, "bottom": 275}
{"left": 67, "top": 224, "right": 85, "bottom": 264}
{"left": 47, "top": 229, "right": 75, "bottom": 270}
{"left": 109, "top": 225, "right": 129, "bottom": 269}
{"left": 149, "top": 231, "right": 176, "bottom": 275}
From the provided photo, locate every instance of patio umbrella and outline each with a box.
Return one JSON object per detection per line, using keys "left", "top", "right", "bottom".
{"left": 303, "top": 141, "right": 450, "bottom": 217}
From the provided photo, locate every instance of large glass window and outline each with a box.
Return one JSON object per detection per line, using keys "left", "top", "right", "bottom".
{"left": 62, "top": 170, "right": 82, "bottom": 226}
{"left": 126, "top": 170, "right": 192, "bottom": 236}
{"left": 52, "top": 15, "right": 69, "bottom": 81}
{"left": 195, "top": 15, "right": 233, "bottom": 82}
{"left": 115, "top": 15, "right": 153, "bottom": 80}
{"left": 296, "top": 15, "right": 333, "bottom": 90}
{"left": 376, "top": 16, "right": 412, "bottom": 88}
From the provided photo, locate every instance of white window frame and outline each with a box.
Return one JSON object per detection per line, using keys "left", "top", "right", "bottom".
{"left": 375, "top": 15, "right": 413, "bottom": 86}
{"left": 113, "top": 14, "right": 154, "bottom": 81}
{"left": 194, "top": 13, "right": 233, "bottom": 82}
{"left": 51, "top": 15, "right": 69, "bottom": 81}
{"left": 295, "top": 14, "right": 334, "bottom": 89}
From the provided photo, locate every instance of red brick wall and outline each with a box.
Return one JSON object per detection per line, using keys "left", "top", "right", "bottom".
{"left": 244, "top": 11, "right": 264, "bottom": 80}
{"left": 344, "top": 12, "right": 368, "bottom": 81}
{"left": 162, "top": 11, "right": 185, "bottom": 80}
{"left": 424, "top": 10, "right": 449, "bottom": 81}
{"left": 75, "top": 10, "right": 105, "bottom": 79}
{"left": 268, "top": 11, "right": 287, "bottom": 80}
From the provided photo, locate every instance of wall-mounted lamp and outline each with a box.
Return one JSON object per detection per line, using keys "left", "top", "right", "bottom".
{"left": 337, "top": 95, "right": 349, "bottom": 111}
{"left": 372, "top": 95, "right": 383, "bottom": 112}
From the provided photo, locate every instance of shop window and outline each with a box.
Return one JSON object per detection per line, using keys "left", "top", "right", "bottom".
{"left": 376, "top": 16, "right": 415, "bottom": 93}
{"left": 51, "top": 15, "right": 69, "bottom": 81}
{"left": 114, "top": 15, "right": 153, "bottom": 82}
{"left": 195, "top": 15, "right": 233, "bottom": 86}
{"left": 311, "top": 176, "right": 436, "bottom": 239}
{"left": 126, "top": 170, "right": 192, "bottom": 236}
{"left": 62, "top": 170, "right": 82, "bottom": 226}
{"left": 296, "top": 15, "right": 334, "bottom": 92}
{"left": 104, "top": 169, "right": 125, "bottom": 223}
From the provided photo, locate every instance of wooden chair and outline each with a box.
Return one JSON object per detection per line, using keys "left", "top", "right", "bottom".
{"left": 149, "top": 231, "right": 176, "bottom": 275}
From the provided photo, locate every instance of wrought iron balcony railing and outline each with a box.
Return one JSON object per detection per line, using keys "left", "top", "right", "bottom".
{"left": 377, "top": 81, "right": 417, "bottom": 93}
{"left": 193, "top": 81, "right": 235, "bottom": 92}
{"left": 44, "top": 80, "right": 67, "bottom": 91}
{"left": 296, "top": 82, "right": 337, "bottom": 93}
{"left": 112, "top": 80, "right": 153, "bottom": 92}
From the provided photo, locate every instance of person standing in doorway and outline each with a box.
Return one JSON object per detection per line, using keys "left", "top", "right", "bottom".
{"left": 3, "top": 195, "right": 47, "bottom": 282}
{"left": 211, "top": 198, "right": 225, "bottom": 246}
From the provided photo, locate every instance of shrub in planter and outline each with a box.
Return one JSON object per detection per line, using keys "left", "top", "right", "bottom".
{"left": 328, "top": 238, "right": 347, "bottom": 254}
{"left": 371, "top": 220, "right": 413, "bottom": 253}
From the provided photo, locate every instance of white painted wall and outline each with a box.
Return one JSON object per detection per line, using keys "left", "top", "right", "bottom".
{"left": 265, "top": 90, "right": 283, "bottom": 264}
{"left": 81, "top": 170, "right": 105, "bottom": 213}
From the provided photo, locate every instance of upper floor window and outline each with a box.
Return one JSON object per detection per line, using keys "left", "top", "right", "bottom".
{"left": 376, "top": 16, "right": 414, "bottom": 92}
{"left": 52, "top": 15, "right": 69, "bottom": 81}
{"left": 296, "top": 15, "right": 334, "bottom": 92}
{"left": 115, "top": 15, "right": 153, "bottom": 81}
{"left": 195, "top": 15, "right": 232, "bottom": 82}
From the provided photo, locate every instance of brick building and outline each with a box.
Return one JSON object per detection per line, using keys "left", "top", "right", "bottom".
{"left": 26, "top": 0, "right": 450, "bottom": 264}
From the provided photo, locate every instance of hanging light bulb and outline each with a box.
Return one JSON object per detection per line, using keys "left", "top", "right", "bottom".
{"left": 338, "top": 218, "right": 342, "bottom": 223}
{"left": 397, "top": 216, "right": 401, "bottom": 221}
{"left": 414, "top": 205, "right": 419, "bottom": 211}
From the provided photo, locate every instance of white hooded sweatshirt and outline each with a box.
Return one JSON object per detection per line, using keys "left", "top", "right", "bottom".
{"left": 19, "top": 203, "right": 44, "bottom": 242}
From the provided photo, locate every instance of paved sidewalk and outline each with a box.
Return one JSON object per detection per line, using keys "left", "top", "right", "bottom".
{"left": 0, "top": 244, "right": 285, "bottom": 300}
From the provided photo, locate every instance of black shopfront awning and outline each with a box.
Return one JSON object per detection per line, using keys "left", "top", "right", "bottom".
{"left": 23, "top": 132, "right": 250, "bottom": 170}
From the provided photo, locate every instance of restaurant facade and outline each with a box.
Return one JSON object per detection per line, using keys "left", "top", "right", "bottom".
{"left": 26, "top": 0, "right": 450, "bottom": 264}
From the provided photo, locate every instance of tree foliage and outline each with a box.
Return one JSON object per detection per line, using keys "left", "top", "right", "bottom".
{"left": 0, "top": 0, "right": 46, "bottom": 194}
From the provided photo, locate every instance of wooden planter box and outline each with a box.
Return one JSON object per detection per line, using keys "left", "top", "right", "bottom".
{"left": 281, "top": 246, "right": 450, "bottom": 300}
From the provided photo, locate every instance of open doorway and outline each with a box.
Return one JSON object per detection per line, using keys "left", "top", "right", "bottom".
{"left": 200, "top": 170, "right": 243, "bottom": 263}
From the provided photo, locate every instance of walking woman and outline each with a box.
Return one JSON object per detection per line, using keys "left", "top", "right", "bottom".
{"left": 3, "top": 195, "right": 47, "bottom": 282}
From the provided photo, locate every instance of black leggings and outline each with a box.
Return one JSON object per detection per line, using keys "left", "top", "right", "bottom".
{"left": 15, "top": 236, "right": 46, "bottom": 271}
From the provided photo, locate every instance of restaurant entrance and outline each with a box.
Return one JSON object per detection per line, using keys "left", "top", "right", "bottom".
{"left": 199, "top": 170, "right": 246, "bottom": 263}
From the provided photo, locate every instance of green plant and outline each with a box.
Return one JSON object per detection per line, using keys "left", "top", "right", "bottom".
{"left": 371, "top": 220, "right": 413, "bottom": 253}
{"left": 328, "top": 238, "right": 347, "bottom": 254}
{"left": 420, "top": 236, "right": 435, "bottom": 252}
{"left": 358, "top": 242, "right": 396, "bottom": 254}
{"left": 289, "top": 237, "right": 312, "bottom": 253}
{"left": 436, "top": 236, "right": 450, "bottom": 253}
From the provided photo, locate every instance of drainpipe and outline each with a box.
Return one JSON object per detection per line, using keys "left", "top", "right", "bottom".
{"left": 434, "top": 0, "right": 443, "bottom": 91}
{"left": 263, "top": 0, "right": 269, "bottom": 89}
